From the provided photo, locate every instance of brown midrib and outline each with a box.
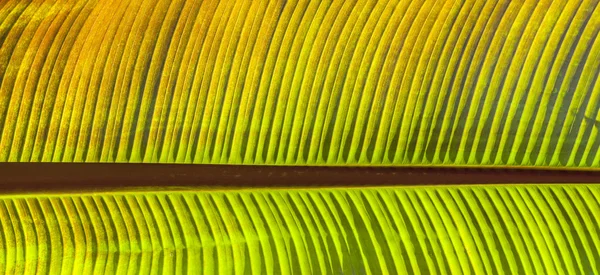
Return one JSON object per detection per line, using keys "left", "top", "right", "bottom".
{"left": 0, "top": 163, "right": 598, "bottom": 194}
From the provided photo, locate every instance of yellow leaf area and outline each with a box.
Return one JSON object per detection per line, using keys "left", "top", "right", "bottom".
{"left": 0, "top": 184, "right": 598, "bottom": 274}
{"left": 0, "top": 0, "right": 598, "bottom": 167}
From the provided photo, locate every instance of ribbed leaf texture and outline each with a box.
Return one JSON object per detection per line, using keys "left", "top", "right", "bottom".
{"left": 0, "top": 185, "right": 598, "bottom": 274}
{"left": 0, "top": 0, "right": 599, "bottom": 167}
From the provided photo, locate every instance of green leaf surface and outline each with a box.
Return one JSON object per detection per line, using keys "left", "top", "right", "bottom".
{"left": 0, "top": 0, "right": 598, "bottom": 168}
{"left": 0, "top": 185, "right": 598, "bottom": 274}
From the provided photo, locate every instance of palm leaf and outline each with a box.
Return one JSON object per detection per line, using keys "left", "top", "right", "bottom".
{"left": 0, "top": 184, "right": 598, "bottom": 274}
{"left": 0, "top": 0, "right": 598, "bottom": 168}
